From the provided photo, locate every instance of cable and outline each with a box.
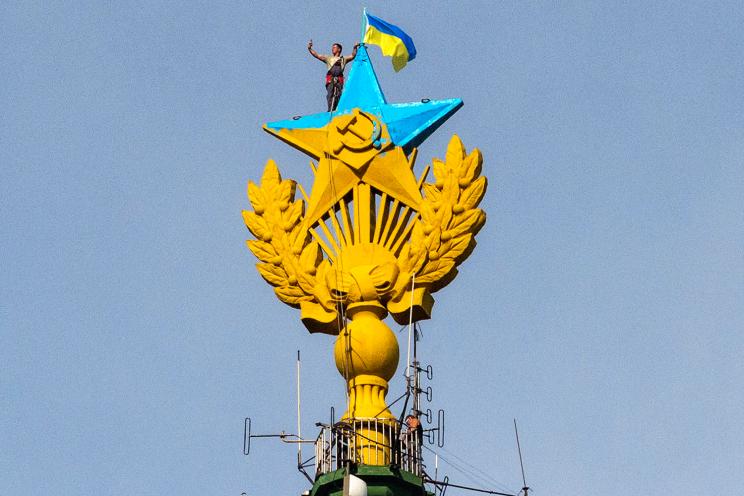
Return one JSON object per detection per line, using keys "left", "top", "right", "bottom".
{"left": 424, "top": 479, "right": 517, "bottom": 496}
{"left": 422, "top": 445, "right": 515, "bottom": 495}
{"left": 423, "top": 445, "right": 500, "bottom": 492}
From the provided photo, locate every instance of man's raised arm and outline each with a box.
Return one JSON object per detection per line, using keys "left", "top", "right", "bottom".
{"left": 307, "top": 40, "right": 326, "bottom": 62}
{"left": 344, "top": 43, "right": 360, "bottom": 63}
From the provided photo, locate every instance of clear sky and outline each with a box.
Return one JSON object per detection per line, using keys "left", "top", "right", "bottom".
{"left": 2, "top": 1, "right": 743, "bottom": 495}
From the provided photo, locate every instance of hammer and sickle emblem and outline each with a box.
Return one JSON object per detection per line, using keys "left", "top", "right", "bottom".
{"left": 333, "top": 109, "right": 383, "bottom": 155}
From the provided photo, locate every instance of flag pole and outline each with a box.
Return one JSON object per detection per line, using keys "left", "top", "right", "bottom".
{"left": 359, "top": 7, "right": 367, "bottom": 44}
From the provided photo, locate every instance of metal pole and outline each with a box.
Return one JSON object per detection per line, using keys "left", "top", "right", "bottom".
{"left": 359, "top": 7, "right": 367, "bottom": 43}
{"left": 297, "top": 351, "right": 302, "bottom": 466}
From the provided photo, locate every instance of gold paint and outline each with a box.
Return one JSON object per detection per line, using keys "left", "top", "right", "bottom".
{"left": 244, "top": 128, "right": 487, "bottom": 465}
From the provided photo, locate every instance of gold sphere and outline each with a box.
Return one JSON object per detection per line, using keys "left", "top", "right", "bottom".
{"left": 334, "top": 303, "right": 399, "bottom": 382}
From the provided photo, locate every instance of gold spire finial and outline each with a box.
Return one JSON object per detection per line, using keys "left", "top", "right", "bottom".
{"left": 244, "top": 113, "right": 487, "bottom": 465}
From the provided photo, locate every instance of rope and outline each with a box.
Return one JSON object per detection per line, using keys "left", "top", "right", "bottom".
{"left": 322, "top": 84, "right": 352, "bottom": 416}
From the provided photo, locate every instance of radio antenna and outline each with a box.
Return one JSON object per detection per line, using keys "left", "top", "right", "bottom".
{"left": 513, "top": 419, "right": 529, "bottom": 496}
{"left": 297, "top": 351, "right": 302, "bottom": 467}
{"left": 406, "top": 274, "right": 416, "bottom": 382}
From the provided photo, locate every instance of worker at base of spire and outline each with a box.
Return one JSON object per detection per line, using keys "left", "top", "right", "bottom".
{"left": 307, "top": 40, "right": 359, "bottom": 112}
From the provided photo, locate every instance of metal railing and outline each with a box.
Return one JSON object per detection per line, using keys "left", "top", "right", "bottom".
{"left": 314, "top": 417, "right": 424, "bottom": 477}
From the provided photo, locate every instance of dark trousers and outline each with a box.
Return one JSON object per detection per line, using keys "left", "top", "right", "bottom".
{"left": 326, "top": 83, "right": 342, "bottom": 112}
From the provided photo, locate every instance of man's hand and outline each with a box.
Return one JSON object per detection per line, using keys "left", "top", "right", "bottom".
{"left": 308, "top": 39, "right": 325, "bottom": 62}
{"left": 346, "top": 43, "right": 360, "bottom": 62}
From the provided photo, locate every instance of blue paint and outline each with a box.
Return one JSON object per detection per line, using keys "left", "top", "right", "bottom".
{"left": 264, "top": 44, "right": 462, "bottom": 153}
{"left": 264, "top": 112, "right": 339, "bottom": 131}
{"left": 337, "top": 44, "right": 387, "bottom": 112}
{"left": 383, "top": 99, "right": 463, "bottom": 150}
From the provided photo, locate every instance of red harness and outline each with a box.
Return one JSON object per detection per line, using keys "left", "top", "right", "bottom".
{"left": 326, "top": 74, "right": 344, "bottom": 85}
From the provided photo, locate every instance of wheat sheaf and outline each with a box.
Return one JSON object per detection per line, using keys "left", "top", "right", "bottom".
{"left": 243, "top": 135, "right": 486, "bottom": 331}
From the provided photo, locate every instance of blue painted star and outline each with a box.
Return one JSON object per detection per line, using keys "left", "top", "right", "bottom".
{"left": 263, "top": 44, "right": 462, "bottom": 157}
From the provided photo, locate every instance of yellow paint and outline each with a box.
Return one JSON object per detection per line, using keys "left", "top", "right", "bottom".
{"left": 334, "top": 302, "right": 398, "bottom": 419}
{"left": 293, "top": 119, "right": 422, "bottom": 227}
{"left": 334, "top": 301, "right": 398, "bottom": 466}
{"left": 245, "top": 113, "right": 488, "bottom": 465}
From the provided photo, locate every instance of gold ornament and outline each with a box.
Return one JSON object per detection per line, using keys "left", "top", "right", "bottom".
{"left": 243, "top": 113, "right": 487, "bottom": 463}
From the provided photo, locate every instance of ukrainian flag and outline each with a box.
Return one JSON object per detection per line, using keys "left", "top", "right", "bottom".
{"left": 363, "top": 13, "right": 417, "bottom": 72}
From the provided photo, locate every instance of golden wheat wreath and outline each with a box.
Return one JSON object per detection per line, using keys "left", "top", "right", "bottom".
{"left": 243, "top": 135, "right": 486, "bottom": 335}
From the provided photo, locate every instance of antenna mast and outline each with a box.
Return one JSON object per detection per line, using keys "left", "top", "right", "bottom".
{"left": 412, "top": 323, "right": 421, "bottom": 416}
{"left": 513, "top": 419, "right": 529, "bottom": 496}
{"left": 297, "top": 351, "right": 302, "bottom": 468}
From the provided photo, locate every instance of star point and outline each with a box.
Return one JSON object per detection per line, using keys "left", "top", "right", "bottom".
{"left": 262, "top": 44, "right": 460, "bottom": 228}
{"left": 264, "top": 44, "right": 462, "bottom": 156}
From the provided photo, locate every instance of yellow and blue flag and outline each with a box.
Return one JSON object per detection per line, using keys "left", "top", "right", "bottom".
{"left": 363, "top": 13, "right": 417, "bottom": 72}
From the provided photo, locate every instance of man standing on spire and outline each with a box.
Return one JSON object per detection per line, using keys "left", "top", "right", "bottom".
{"left": 307, "top": 40, "right": 359, "bottom": 112}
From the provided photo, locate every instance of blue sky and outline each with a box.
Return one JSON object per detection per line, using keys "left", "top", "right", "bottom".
{"left": 2, "top": 1, "right": 743, "bottom": 495}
